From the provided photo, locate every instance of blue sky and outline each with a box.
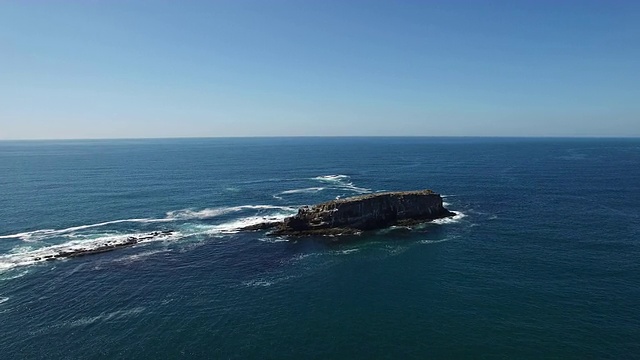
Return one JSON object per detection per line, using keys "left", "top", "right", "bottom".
{"left": 1, "top": 1, "right": 638, "bottom": 139}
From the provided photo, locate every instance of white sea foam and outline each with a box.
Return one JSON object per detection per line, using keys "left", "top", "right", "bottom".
{"left": 68, "top": 307, "right": 145, "bottom": 327}
{"left": 165, "top": 208, "right": 231, "bottom": 220}
{"left": 112, "top": 249, "right": 172, "bottom": 264}
{"left": 336, "top": 249, "right": 360, "bottom": 255}
{"left": 165, "top": 205, "right": 296, "bottom": 220}
{"left": 0, "top": 297, "right": 8, "bottom": 305}
{"left": 9, "top": 246, "right": 35, "bottom": 254}
{"left": 242, "top": 275, "right": 297, "bottom": 287}
{"left": 431, "top": 211, "right": 467, "bottom": 224}
{"left": 419, "top": 237, "right": 456, "bottom": 244}
{"left": 0, "top": 218, "right": 168, "bottom": 241}
{"left": 0, "top": 204, "right": 294, "bottom": 271}
{"left": 290, "top": 252, "right": 322, "bottom": 262}
{"left": 242, "top": 279, "right": 274, "bottom": 287}
{"left": 290, "top": 247, "right": 361, "bottom": 262}
{"left": 257, "top": 237, "right": 289, "bottom": 243}
{"left": 279, "top": 187, "right": 325, "bottom": 195}
{"left": 0, "top": 205, "right": 298, "bottom": 242}
{"left": 0, "top": 231, "right": 182, "bottom": 272}
{"left": 313, "top": 174, "right": 350, "bottom": 182}
{"left": 337, "top": 182, "right": 371, "bottom": 194}
{"left": 0, "top": 269, "right": 29, "bottom": 281}
{"left": 203, "top": 214, "right": 291, "bottom": 235}
{"left": 312, "top": 174, "right": 371, "bottom": 194}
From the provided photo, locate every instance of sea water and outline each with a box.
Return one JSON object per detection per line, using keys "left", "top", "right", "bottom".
{"left": 0, "top": 137, "right": 638, "bottom": 358}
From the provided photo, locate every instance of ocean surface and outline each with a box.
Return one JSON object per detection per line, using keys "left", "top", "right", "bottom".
{"left": 0, "top": 137, "right": 638, "bottom": 359}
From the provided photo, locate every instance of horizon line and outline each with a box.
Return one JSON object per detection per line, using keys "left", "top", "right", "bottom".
{"left": 1, "top": 135, "right": 640, "bottom": 142}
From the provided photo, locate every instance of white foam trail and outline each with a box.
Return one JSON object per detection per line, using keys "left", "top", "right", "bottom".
{"left": 337, "top": 249, "right": 360, "bottom": 255}
{"left": 0, "top": 205, "right": 296, "bottom": 271}
{"left": 242, "top": 275, "right": 297, "bottom": 287}
{"left": 431, "top": 211, "right": 467, "bottom": 224}
{"left": 258, "top": 237, "right": 288, "bottom": 243}
{"left": 0, "top": 269, "right": 29, "bottom": 281}
{"left": 243, "top": 279, "right": 274, "bottom": 287}
{"left": 68, "top": 307, "right": 145, "bottom": 327}
{"left": 112, "top": 249, "right": 172, "bottom": 264}
{"left": 312, "top": 174, "right": 371, "bottom": 194}
{"left": 165, "top": 205, "right": 296, "bottom": 220}
{"left": 0, "top": 218, "right": 169, "bottom": 241}
{"left": 279, "top": 187, "right": 325, "bottom": 195}
{"left": 313, "top": 174, "right": 350, "bottom": 182}
{"left": 203, "top": 214, "right": 292, "bottom": 235}
{"left": 0, "top": 231, "right": 182, "bottom": 272}
{"left": 337, "top": 182, "right": 372, "bottom": 194}
{"left": 0, "top": 207, "right": 299, "bottom": 271}
{"left": 0, "top": 297, "right": 8, "bottom": 305}
{"left": 419, "top": 238, "right": 455, "bottom": 244}
{"left": 0, "top": 205, "right": 298, "bottom": 241}
{"left": 172, "top": 207, "right": 297, "bottom": 238}
{"left": 165, "top": 208, "right": 230, "bottom": 220}
{"left": 9, "top": 246, "right": 35, "bottom": 254}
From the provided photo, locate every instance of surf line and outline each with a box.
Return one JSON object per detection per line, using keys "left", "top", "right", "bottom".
{"left": 29, "top": 231, "right": 175, "bottom": 262}
{"left": 0, "top": 205, "right": 298, "bottom": 241}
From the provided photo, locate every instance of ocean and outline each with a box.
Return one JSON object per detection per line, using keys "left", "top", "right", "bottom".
{"left": 0, "top": 137, "right": 638, "bottom": 359}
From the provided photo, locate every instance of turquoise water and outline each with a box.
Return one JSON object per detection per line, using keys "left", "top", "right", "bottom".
{"left": 0, "top": 137, "right": 639, "bottom": 358}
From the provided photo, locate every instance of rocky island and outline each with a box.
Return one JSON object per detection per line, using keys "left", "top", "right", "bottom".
{"left": 246, "top": 189, "right": 454, "bottom": 236}
{"left": 26, "top": 190, "right": 452, "bottom": 264}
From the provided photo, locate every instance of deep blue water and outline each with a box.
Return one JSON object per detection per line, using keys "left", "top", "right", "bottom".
{"left": 0, "top": 137, "right": 639, "bottom": 359}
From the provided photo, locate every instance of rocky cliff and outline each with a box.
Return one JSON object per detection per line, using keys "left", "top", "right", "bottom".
{"left": 269, "top": 190, "right": 454, "bottom": 236}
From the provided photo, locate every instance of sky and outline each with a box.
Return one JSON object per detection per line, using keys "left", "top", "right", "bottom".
{"left": 1, "top": 1, "right": 639, "bottom": 139}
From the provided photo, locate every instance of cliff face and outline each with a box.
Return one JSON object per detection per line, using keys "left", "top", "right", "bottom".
{"left": 271, "top": 190, "right": 453, "bottom": 236}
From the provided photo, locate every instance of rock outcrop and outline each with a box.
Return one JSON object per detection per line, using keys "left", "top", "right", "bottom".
{"left": 269, "top": 190, "right": 454, "bottom": 236}
{"left": 33, "top": 231, "right": 174, "bottom": 262}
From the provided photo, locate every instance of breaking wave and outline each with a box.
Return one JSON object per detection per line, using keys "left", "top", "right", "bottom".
{"left": 279, "top": 187, "right": 325, "bottom": 195}
{"left": 311, "top": 174, "right": 371, "bottom": 194}
{"left": 431, "top": 211, "right": 467, "bottom": 224}
{"left": 0, "top": 205, "right": 297, "bottom": 241}
{"left": 0, "top": 205, "right": 298, "bottom": 272}
{"left": 165, "top": 205, "right": 296, "bottom": 220}
{"left": 0, "top": 231, "right": 182, "bottom": 272}
{"left": 0, "top": 218, "right": 169, "bottom": 242}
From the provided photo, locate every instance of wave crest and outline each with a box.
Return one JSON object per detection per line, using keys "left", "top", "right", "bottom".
{"left": 311, "top": 174, "right": 371, "bottom": 194}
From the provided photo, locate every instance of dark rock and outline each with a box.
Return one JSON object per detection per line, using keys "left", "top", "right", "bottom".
{"left": 271, "top": 190, "right": 454, "bottom": 236}
{"left": 239, "top": 222, "right": 281, "bottom": 231}
{"left": 40, "top": 231, "right": 174, "bottom": 261}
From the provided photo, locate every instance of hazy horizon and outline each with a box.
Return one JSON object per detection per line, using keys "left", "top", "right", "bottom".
{"left": 2, "top": 135, "right": 640, "bottom": 143}
{"left": 2, "top": 1, "right": 639, "bottom": 140}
